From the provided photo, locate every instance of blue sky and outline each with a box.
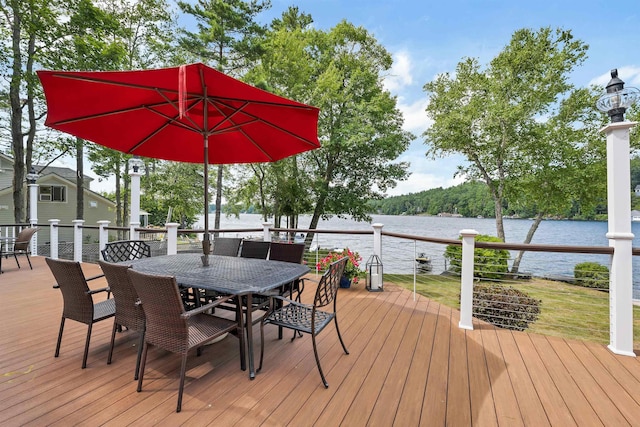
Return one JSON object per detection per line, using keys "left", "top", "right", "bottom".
{"left": 255, "top": 0, "right": 640, "bottom": 195}
{"left": 87, "top": 0, "right": 640, "bottom": 195}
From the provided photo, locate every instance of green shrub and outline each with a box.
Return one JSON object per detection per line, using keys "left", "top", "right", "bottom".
{"left": 472, "top": 283, "right": 541, "bottom": 331}
{"left": 574, "top": 262, "right": 609, "bottom": 290}
{"left": 444, "top": 234, "right": 510, "bottom": 280}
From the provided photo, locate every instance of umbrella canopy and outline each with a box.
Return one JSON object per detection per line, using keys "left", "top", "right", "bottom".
{"left": 37, "top": 63, "right": 321, "bottom": 254}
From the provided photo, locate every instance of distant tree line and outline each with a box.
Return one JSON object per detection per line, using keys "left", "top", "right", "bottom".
{"left": 370, "top": 157, "right": 640, "bottom": 219}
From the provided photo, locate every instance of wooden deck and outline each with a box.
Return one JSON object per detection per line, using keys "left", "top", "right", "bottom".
{"left": 1, "top": 257, "right": 639, "bottom": 426}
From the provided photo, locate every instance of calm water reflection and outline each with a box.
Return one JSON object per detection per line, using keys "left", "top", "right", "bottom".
{"left": 205, "top": 213, "right": 640, "bottom": 298}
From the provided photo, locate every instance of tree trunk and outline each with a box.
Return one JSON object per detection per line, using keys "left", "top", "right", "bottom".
{"left": 510, "top": 212, "right": 544, "bottom": 274}
{"left": 10, "top": 5, "right": 25, "bottom": 223}
{"left": 214, "top": 165, "right": 222, "bottom": 237}
{"left": 494, "top": 197, "right": 505, "bottom": 241}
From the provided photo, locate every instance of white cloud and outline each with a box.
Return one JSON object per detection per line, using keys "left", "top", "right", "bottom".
{"left": 589, "top": 65, "right": 640, "bottom": 87}
{"left": 383, "top": 50, "right": 413, "bottom": 92}
{"left": 386, "top": 171, "right": 464, "bottom": 196}
{"left": 397, "top": 96, "right": 432, "bottom": 135}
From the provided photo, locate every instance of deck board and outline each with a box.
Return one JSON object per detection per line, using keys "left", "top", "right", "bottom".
{"left": 1, "top": 257, "right": 639, "bottom": 426}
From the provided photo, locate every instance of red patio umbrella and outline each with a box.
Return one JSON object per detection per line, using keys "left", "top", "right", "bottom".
{"left": 37, "top": 63, "right": 320, "bottom": 255}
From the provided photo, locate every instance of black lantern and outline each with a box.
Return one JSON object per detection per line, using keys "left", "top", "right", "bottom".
{"left": 26, "top": 166, "right": 39, "bottom": 184}
{"left": 596, "top": 69, "right": 639, "bottom": 123}
{"left": 366, "top": 254, "right": 383, "bottom": 292}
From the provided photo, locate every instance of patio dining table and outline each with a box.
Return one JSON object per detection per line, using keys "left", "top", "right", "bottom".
{"left": 124, "top": 253, "right": 310, "bottom": 379}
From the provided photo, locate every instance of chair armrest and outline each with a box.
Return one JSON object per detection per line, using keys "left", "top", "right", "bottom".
{"left": 268, "top": 294, "right": 311, "bottom": 310}
{"left": 86, "top": 273, "right": 105, "bottom": 281}
{"left": 181, "top": 294, "right": 239, "bottom": 318}
{"left": 87, "top": 287, "right": 110, "bottom": 295}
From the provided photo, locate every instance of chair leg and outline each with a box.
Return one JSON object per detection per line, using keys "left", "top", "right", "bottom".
{"left": 311, "top": 333, "right": 328, "bottom": 388}
{"left": 55, "top": 317, "right": 65, "bottom": 357}
{"left": 177, "top": 354, "right": 188, "bottom": 412}
{"left": 13, "top": 253, "right": 20, "bottom": 269}
{"left": 25, "top": 253, "right": 32, "bottom": 269}
{"left": 258, "top": 320, "right": 265, "bottom": 373}
{"left": 107, "top": 321, "right": 118, "bottom": 365}
{"left": 334, "top": 317, "right": 349, "bottom": 355}
{"left": 137, "top": 342, "right": 149, "bottom": 392}
{"left": 82, "top": 323, "right": 93, "bottom": 369}
{"left": 134, "top": 331, "right": 145, "bottom": 381}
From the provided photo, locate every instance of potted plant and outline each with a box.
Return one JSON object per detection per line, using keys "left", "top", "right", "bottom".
{"left": 317, "top": 248, "right": 362, "bottom": 288}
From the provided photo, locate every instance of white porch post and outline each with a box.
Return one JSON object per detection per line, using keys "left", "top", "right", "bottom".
{"left": 166, "top": 223, "right": 179, "bottom": 255}
{"left": 601, "top": 121, "right": 637, "bottom": 357}
{"left": 459, "top": 229, "right": 478, "bottom": 330}
{"left": 72, "top": 219, "right": 84, "bottom": 262}
{"left": 262, "top": 222, "right": 272, "bottom": 242}
{"left": 129, "top": 157, "right": 143, "bottom": 240}
{"left": 98, "top": 220, "right": 110, "bottom": 260}
{"left": 49, "top": 219, "right": 60, "bottom": 259}
{"left": 28, "top": 180, "right": 38, "bottom": 255}
{"left": 372, "top": 223, "right": 383, "bottom": 258}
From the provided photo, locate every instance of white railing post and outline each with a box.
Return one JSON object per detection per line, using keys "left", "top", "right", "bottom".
{"left": 72, "top": 219, "right": 84, "bottom": 262}
{"left": 262, "top": 222, "right": 272, "bottom": 242}
{"left": 262, "top": 222, "right": 273, "bottom": 242}
{"left": 601, "top": 121, "right": 637, "bottom": 357}
{"left": 372, "top": 223, "right": 383, "bottom": 258}
{"left": 166, "top": 223, "right": 179, "bottom": 255}
{"left": 28, "top": 180, "right": 38, "bottom": 255}
{"left": 459, "top": 229, "right": 478, "bottom": 330}
{"left": 98, "top": 220, "right": 110, "bottom": 260}
{"left": 49, "top": 219, "right": 60, "bottom": 259}
{"left": 130, "top": 221, "right": 140, "bottom": 240}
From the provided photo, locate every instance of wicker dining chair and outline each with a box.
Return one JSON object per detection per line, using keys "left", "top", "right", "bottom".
{"left": 127, "top": 269, "right": 245, "bottom": 413}
{"left": 258, "top": 257, "right": 349, "bottom": 388}
{"left": 101, "top": 240, "right": 151, "bottom": 263}
{"left": 0, "top": 227, "right": 38, "bottom": 272}
{"left": 46, "top": 257, "right": 116, "bottom": 369}
{"left": 268, "top": 242, "right": 306, "bottom": 302}
{"left": 211, "top": 237, "right": 242, "bottom": 257}
{"left": 239, "top": 240, "right": 271, "bottom": 259}
{"left": 98, "top": 261, "right": 146, "bottom": 380}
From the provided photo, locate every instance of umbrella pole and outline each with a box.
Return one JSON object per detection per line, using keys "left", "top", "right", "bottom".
{"left": 202, "top": 87, "right": 211, "bottom": 258}
{"left": 203, "top": 144, "right": 211, "bottom": 256}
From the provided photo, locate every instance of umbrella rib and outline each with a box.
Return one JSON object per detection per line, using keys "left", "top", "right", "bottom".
{"left": 47, "top": 96, "right": 200, "bottom": 126}
{"left": 209, "top": 98, "right": 319, "bottom": 148}
{"left": 50, "top": 73, "right": 318, "bottom": 111}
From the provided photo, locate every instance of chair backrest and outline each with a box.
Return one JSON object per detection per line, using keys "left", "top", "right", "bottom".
{"left": 127, "top": 269, "right": 188, "bottom": 353}
{"left": 212, "top": 237, "right": 242, "bottom": 257}
{"left": 269, "top": 242, "right": 305, "bottom": 264}
{"left": 102, "top": 240, "right": 151, "bottom": 262}
{"left": 46, "top": 257, "right": 94, "bottom": 324}
{"left": 240, "top": 240, "right": 271, "bottom": 259}
{"left": 99, "top": 261, "right": 145, "bottom": 331}
{"left": 314, "top": 257, "right": 348, "bottom": 309}
{"left": 13, "top": 227, "right": 38, "bottom": 251}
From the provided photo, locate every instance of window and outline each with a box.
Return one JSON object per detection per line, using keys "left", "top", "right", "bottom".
{"left": 39, "top": 185, "right": 66, "bottom": 202}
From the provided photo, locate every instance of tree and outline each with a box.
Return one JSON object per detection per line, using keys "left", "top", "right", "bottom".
{"left": 141, "top": 162, "right": 205, "bottom": 227}
{"left": 423, "top": 27, "right": 593, "bottom": 249}
{"left": 85, "top": 0, "right": 177, "bottom": 228}
{"left": 177, "top": 0, "right": 271, "bottom": 235}
{"left": 1, "top": 0, "right": 69, "bottom": 223}
{"left": 240, "top": 17, "right": 411, "bottom": 244}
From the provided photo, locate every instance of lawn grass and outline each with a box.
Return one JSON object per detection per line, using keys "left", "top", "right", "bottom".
{"left": 387, "top": 272, "right": 640, "bottom": 345}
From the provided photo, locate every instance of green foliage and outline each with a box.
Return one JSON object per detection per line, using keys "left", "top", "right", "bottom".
{"left": 472, "top": 283, "right": 541, "bottom": 331}
{"left": 574, "top": 262, "right": 609, "bottom": 290}
{"left": 423, "top": 27, "right": 598, "bottom": 243}
{"left": 141, "top": 162, "right": 204, "bottom": 227}
{"left": 444, "top": 234, "right": 509, "bottom": 280}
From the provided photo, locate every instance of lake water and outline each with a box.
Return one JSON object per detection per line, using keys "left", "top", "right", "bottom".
{"left": 202, "top": 213, "right": 640, "bottom": 299}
